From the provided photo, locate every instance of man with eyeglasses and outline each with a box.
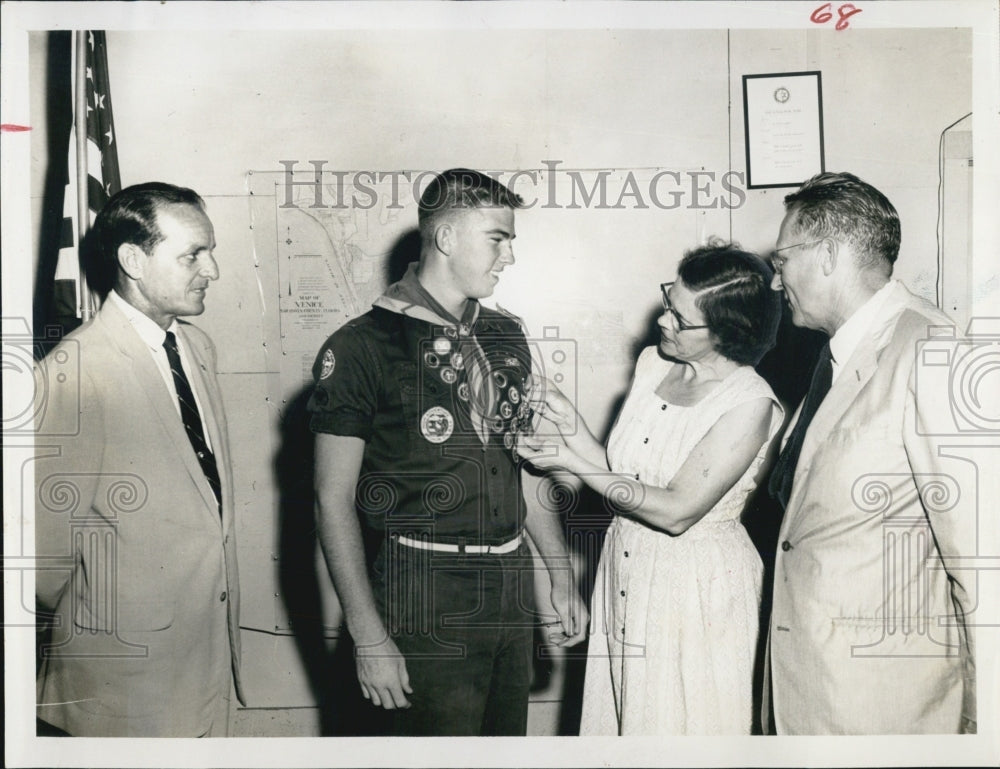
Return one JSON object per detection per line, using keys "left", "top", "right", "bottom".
{"left": 762, "top": 172, "right": 977, "bottom": 734}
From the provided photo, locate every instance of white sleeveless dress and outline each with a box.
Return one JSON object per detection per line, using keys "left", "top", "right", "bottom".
{"left": 579, "top": 346, "right": 783, "bottom": 735}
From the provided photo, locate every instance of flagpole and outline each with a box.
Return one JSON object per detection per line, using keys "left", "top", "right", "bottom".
{"left": 74, "top": 30, "right": 94, "bottom": 322}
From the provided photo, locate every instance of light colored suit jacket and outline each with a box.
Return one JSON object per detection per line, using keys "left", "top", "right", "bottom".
{"left": 767, "top": 280, "right": 976, "bottom": 734}
{"left": 34, "top": 298, "right": 244, "bottom": 736}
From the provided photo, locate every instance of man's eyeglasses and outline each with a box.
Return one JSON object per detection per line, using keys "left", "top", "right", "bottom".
{"left": 660, "top": 282, "right": 709, "bottom": 332}
{"left": 769, "top": 239, "right": 824, "bottom": 275}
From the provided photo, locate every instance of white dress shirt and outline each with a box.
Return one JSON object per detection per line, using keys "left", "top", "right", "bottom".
{"left": 828, "top": 280, "right": 895, "bottom": 385}
{"left": 108, "top": 290, "right": 214, "bottom": 450}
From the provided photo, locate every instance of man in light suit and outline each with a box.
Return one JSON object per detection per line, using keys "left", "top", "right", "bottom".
{"left": 765, "top": 172, "right": 976, "bottom": 734}
{"left": 34, "top": 182, "right": 243, "bottom": 736}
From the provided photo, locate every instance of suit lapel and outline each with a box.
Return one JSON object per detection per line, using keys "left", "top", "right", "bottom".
{"left": 783, "top": 282, "right": 908, "bottom": 529}
{"left": 97, "top": 302, "right": 222, "bottom": 522}
{"left": 177, "top": 323, "right": 231, "bottom": 528}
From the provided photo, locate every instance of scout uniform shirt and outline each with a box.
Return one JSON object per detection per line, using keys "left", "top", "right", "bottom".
{"left": 307, "top": 264, "right": 534, "bottom": 546}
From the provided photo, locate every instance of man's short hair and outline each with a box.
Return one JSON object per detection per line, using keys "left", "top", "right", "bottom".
{"left": 783, "top": 171, "right": 900, "bottom": 276}
{"left": 83, "top": 182, "right": 205, "bottom": 299}
{"left": 417, "top": 169, "right": 523, "bottom": 240}
{"left": 678, "top": 239, "right": 782, "bottom": 366}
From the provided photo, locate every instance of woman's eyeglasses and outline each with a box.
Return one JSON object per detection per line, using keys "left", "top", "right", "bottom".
{"left": 660, "top": 282, "right": 709, "bottom": 332}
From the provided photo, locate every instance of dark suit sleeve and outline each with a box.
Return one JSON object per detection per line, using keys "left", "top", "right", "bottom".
{"left": 34, "top": 341, "right": 102, "bottom": 612}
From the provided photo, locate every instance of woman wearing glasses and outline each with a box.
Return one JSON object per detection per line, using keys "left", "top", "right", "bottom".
{"left": 518, "top": 241, "right": 783, "bottom": 735}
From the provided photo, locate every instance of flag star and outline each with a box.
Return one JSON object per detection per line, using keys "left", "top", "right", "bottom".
{"left": 88, "top": 32, "right": 95, "bottom": 50}
{"left": 86, "top": 66, "right": 94, "bottom": 81}
{"left": 105, "top": 126, "right": 114, "bottom": 146}
{"left": 94, "top": 92, "right": 106, "bottom": 110}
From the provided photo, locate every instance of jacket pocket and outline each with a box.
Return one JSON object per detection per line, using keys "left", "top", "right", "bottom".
{"left": 74, "top": 598, "right": 175, "bottom": 632}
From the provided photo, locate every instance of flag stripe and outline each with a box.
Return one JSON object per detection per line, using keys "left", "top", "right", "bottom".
{"left": 55, "top": 30, "right": 121, "bottom": 322}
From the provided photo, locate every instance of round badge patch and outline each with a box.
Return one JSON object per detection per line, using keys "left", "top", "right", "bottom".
{"left": 457, "top": 382, "right": 471, "bottom": 401}
{"left": 423, "top": 351, "right": 440, "bottom": 369}
{"left": 319, "top": 349, "right": 336, "bottom": 379}
{"left": 492, "top": 371, "right": 508, "bottom": 389}
{"left": 440, "top": 367, "right": 458, "bottom": 384}
{"left": 508, "top": 386, "right": 520, "bottom": 404}
{"left": 420, "top": 406, "right": 454, "bottom": 444}
{"left": 450, "top": 352, "right": 464, "bottom": 370}
{"left": 500, "top": 401, "right": 513, "bottom": 419}
{"left": 433, "top": 337, "right": 452, "bottom": 355}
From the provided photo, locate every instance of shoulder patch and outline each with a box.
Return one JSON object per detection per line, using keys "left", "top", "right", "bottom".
{"left": 319, "top": 348, "right": 336, "bottom": 379}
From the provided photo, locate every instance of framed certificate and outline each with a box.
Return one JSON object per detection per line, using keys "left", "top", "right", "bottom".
{"left": 742, "top": 71, "right": 825, "bottom": 189}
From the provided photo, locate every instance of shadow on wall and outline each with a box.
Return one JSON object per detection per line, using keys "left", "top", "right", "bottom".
{"left": 275, "top": 383, "right": 397, "bottom": 736}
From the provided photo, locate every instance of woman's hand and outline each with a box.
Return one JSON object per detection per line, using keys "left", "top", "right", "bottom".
{"left": 530, "top": 377, "right": 579, "bottom": 432}
{"left": 516, "top": 432, "right": 576, "bottom": 472}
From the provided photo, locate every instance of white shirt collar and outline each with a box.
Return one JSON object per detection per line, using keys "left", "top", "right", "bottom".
{"left": 829, "top": 280, "right": 894, "bottom": 380}
{"left": 108, "top": 290, "right": 180, "bottom": 350}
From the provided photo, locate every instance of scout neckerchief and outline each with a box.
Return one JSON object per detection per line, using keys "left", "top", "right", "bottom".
{"left": 373, "top": 263, "right": 499, "bottom": 444}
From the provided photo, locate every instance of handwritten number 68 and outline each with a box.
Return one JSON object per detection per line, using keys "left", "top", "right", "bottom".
{"left": 811, "top": 3, "right": 863, "bottom": 31}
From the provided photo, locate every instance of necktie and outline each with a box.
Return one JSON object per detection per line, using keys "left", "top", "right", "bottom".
{"left": 163, "top": 330, "right": 222, "bottom": 512}
{"left": 768, "top": 342, "right": 833, "bottom": 511}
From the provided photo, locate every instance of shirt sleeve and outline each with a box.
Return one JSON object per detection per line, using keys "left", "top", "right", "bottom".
{"left": 307, "top": 324, "right": 380, "bottom": 441}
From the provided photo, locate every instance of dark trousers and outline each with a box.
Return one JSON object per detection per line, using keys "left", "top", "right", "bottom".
{"left": 374, "top": 541, "right": 536, "bottom": 736}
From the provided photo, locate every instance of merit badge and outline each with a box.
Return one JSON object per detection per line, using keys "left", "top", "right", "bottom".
{"left": 319, "top": 349, "right": 336, "bottom": 380}
{"left": 492, "top": 371, "right": 508, "bottom": 390}
{"left": 508, "top": 386, "right": 520, "bottom": 404}
{"left": 420, "top": 406, "right": 454, "bottom": 444}
{"left": 457, "top": 382, "right": 471, "bottom": 401}
{"left": 423, "top": 351, "right": 440, "bottom": 369}
{"left": 500, "top": 401, "right": 513, "bottom": 419}
{"left": 504, "top": 356, "right": 521, "bottom": 368}
{"left": 433, "top": 337, "right": 452, "bottom": 355}
{"left": 450, "top": 352, "right": 464, "bottom": 370}
{"left": 504, "top": 432, "right": 515, "bottom": 450}
{"left": 440, "top": 366, "right": 458, "bottom": 384}
{"left": 444, "top": 326, "right": 458, "bottom": 339}
{"left": 490, "top": 416, "right": 505, "bottom": 433}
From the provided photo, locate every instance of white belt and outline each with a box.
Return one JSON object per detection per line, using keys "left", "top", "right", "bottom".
{"left": 394, "top": 532, "right": 524, "bottom": 555}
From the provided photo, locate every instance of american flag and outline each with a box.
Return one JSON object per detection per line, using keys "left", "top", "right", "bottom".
{"left": 54, "top": 31, "right": 121, "bottom": 323}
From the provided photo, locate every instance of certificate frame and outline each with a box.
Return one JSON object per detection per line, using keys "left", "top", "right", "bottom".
{"left": 742, "top": 70, "right": 825, "bottom": 189}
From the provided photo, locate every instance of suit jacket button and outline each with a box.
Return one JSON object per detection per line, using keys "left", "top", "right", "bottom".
{"left": 220, "top": 591, "right": 227, "bottom": 602}
{"left": 781, "top": 540, "right": 793, "bottom": 552}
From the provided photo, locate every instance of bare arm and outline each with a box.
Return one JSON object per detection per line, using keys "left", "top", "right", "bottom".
{"left": 522, "top": 470, "right": 589, "bottom": 647}
{"left": 520, "top": 397, "right": 775, "bottom": 535}
{"left": 314, "top": 433, "right": 411, "bottom": 709}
